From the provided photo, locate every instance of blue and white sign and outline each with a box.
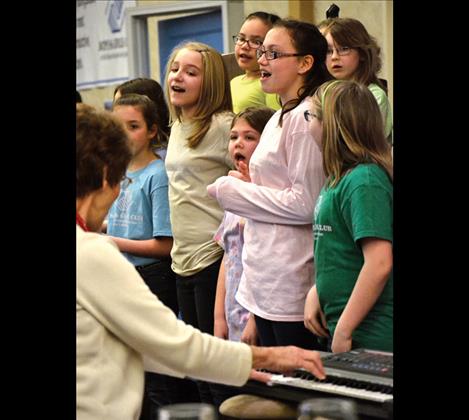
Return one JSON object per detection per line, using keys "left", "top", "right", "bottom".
{"left": 76, "top": 0, "right": 136, "bottom": 89}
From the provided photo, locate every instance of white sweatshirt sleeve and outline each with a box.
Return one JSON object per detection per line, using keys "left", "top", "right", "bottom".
{"left": 77, "top": 230, "right": 252, "bottom": 386}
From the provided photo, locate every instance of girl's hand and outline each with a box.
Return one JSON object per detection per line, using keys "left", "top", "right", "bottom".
{"left": 331, "top": 328, "right": 352, "bottom": 353}
{"left": 304, "top": 286, "right": 329, "bottom": 338}
{"left": 228, "top": 161, "right": 251, "bottom": 182}
{"left": 240, "top": 314, "right": 258, "bottom": 345}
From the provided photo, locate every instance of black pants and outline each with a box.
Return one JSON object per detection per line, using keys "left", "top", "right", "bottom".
{"left": 138, "top": 259, "right": 178, "bottom": 313}
{"left": 175, "top": 258, "right": 223, "bottom": 406}
{"left": 254, "top": 315, "right": 327, "bottom": 351}
{"left": 137, "top": 259, "right": 199, "bottom": 420}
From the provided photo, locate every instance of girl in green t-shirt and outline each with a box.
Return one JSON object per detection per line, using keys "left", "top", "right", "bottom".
{"left": 304, "top": 80, "right": 393, "bottom": 353}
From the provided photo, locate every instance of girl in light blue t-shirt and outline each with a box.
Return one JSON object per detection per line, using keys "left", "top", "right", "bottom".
{"left": 107, "top": 93, "right": 189, "bottom": 414}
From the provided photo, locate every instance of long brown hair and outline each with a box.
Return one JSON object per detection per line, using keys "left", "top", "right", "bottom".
{"left": 312, "top": 80, "right": 392, "bottom": 187}
{"left": 273, "top": 19, "right": 332, "bottom": 126}
{"left": 321, "top": 18, "right": 385, "bottom": 91}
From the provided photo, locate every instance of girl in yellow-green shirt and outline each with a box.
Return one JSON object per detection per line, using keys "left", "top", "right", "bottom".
{"left": 231, "top": 12, "right": 281, "bottom": 113}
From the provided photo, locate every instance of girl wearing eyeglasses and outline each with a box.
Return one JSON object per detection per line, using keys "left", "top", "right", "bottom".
{"left": 319, "top": 18, "right": 393, "bottom": 145}
{"left": 208, "top": 19, "right": 332, "bottom": 351}
{"left": 231, "top": 11, "right": 281, "bottom": 113}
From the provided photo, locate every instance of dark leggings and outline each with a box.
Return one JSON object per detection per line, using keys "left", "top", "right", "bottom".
{"left": 175, "top": 258, "right": 223, "bottom": 406}
{"left": 138, "top": 259, "right": 178, "bottom": 313}
{"left": 254, "top": 314, "right": 327, "bottom": 351}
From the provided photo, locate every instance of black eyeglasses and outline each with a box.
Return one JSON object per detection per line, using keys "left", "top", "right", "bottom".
{"left": 326, "top": 46, "right": 354, "bottom": 56}
{"left": 304, "top": 110, "right": 318, "bottom": 122}
{"left": 232, "top": 35, "right": 263, "bottom": 49}
{"left": 256, "top": 47, "right": 305, "bottom": 61}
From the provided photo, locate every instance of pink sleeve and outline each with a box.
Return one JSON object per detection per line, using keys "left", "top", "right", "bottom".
{"left": 207, "top": 133, "right": 325, "bottom": 225}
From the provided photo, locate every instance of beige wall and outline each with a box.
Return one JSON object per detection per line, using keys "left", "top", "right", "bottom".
{"left": 244, "top": 0, "right": 289, "bottom": 17}
{"left": 80, "top": 85, "right": 116, "bottom": 110}
{"left": 79, "top": 0, "right": 393, "bottom": 109}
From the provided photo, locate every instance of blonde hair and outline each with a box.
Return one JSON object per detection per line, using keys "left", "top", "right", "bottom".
{"left": 164, "top": 41, "right": 232, "bottom": 148}
{"left": 312, "top": 80, "right": 392, "bottom": 187}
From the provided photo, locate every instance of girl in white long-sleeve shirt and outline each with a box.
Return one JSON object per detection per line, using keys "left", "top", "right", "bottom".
{"left": 208, "top": 19, "right": 332, "bottom": 350}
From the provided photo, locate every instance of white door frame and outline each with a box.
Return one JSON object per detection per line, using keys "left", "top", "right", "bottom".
{"left": 125, "top": 1, "right": 229, "bottom": 78}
